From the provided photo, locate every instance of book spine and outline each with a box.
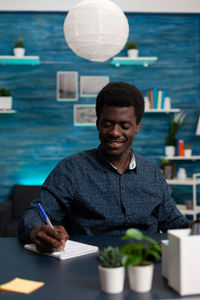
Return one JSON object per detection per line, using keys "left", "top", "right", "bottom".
{"left": 175, "top": 139, "right": 180, "bottom": 156}
{"left": 148, "top": 90, "right": 153, "bottom": 109}
{"left": 153, "top": 88, "right": 158, "bottom": 109}
{"left": 157, "top": 90, "right": 162, "bottom": 109}
{"left": 161, "top": 90, "right": 166, "bottom": 109}
{"left": 179, "top": 140, "right": 184, "bottom": 156}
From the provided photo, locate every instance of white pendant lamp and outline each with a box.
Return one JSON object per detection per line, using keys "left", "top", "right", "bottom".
{"left": 63, "top": 0, "right": 129, "bottom": 62}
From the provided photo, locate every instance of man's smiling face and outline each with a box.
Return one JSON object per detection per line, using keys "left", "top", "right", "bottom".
{"left": 96, "top": 105, "right": 141, "bottom": 161}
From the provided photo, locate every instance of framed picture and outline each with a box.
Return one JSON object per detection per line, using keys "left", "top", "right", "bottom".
{"left": 74, "top": 104, "right": 96, "bottom": 126}
{"left": 80, "top": 76, "right": 109, "bottom": 97}
{"left": 57, "top": 71, "right": 78, "bottom": 101}
{"left": 163, "top": 163, "right": 176, "bottom": 179}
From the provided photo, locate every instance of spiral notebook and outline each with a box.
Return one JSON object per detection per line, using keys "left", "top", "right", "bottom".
{"left": 24, "top": 240, "right": 99, "bottom": 260}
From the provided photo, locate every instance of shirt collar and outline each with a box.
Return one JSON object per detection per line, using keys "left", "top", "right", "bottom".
{"left": 96, "top": 145, "right": 136, "bottom": 171}
{"left": 129, "top": 151, "right": 136, "bottom": 170}
{"left": 109, "top": 150, "right": 136, "bottom": 171}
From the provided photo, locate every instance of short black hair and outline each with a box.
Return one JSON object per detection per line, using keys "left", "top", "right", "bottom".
{"left": 96, "top": 82, "right": 144, "bottom": 125}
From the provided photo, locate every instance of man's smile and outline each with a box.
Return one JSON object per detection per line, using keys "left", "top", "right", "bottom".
{"left": 104, "top": 139, "right": 125, "bottom": 149}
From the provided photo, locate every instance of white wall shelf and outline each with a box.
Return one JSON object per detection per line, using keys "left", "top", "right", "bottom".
{"left": 111, "top": 56, "right": 157, "bottom": 67}
{"left": 163, "top": 156, "right": 200, "bottom": 161}
{"left": 176, "top": 205, "right": 200, "bottom": 218}
{"left": 0, "top": 55, "right": 40, "bottom": 65}
{"left": 167, "top": 174, "right": 200, "bottom": 219}
{"left": 145, "top": 108, "right": 180, "bottom": 113}
{"left": 167, "top": 178, "right": 200, "bottom": 186}
{"left": 0, "top": 109, "right": 16, "bottom": 114}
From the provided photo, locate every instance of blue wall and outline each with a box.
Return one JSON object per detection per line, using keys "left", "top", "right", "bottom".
{"left": 0, "top": 12, "right": 199, "bottom": 206}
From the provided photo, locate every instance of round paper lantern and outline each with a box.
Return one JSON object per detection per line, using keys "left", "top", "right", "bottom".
{"left": 63, "top": 0, "right": 129, "bottom": 62}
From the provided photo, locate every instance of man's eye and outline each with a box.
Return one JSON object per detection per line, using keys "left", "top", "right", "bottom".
{"left": 102, "top": 122, "right": 111, "bottom": 127}
{"left": 122, "top": 125, "right": 130, "bottom": 130}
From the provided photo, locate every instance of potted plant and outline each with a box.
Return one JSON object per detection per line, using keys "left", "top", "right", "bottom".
{"left": 120, "top": 228, "right": 161, "bottom": 293}
{"left": 160, "top": 159, "right": 176, "bottom": 179}
{"left": 165, "top": 112, "right": 186, "bottom": 157}
{"left": 13, "top": 38, "right": 25, "bottom": 57}
{"left": 0, "top": 88, "right": 12, "bottom": 111}
{"left": 184, "top": 145, "right": 192, "bottom": 157}
{"left": 126, "top": 41, "right": 139, "bottom": 58}
{"left": 98, "top": 246, "right": 125, "bottom": 294}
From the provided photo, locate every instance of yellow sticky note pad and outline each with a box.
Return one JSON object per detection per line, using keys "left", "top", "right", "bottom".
{"left": 0, "top": 277, "right": 44, "bottom": 294}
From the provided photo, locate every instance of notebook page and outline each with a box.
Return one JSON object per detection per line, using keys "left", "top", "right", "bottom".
{"left": 24, "top": 240, "right": 99, "bottom": 260}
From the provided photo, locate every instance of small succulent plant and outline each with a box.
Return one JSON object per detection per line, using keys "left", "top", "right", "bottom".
{"left": 126, "top": 41, "right": 137, "bottom": 50}
{"left": 14, "top": 38, "right": 24, "bottom": 48}
{"left": 98, "top": 246, "right": 122, "bottom": 268}
{"left": 0, "top": 88, "right": 11, "bottom": 96}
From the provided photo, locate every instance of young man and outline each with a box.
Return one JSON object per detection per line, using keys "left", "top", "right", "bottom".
{"left": 18, "top": 82, "right": 189, "bottom": 252}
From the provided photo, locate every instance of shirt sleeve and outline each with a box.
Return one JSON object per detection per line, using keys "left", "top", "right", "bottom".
{"left": 153, "top": 165, "right": 189, "bottom": 232}
{"left": 18, "top": 158, "right": 74, "bottom": 244}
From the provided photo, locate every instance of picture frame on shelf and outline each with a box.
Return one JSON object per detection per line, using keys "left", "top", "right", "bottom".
{"left": 163, "top": 163, "right": 176, "bottom": 179}
{"left": 74, "top": 104, "right": 96, "bottom": 126}
{"left": 57, "top": 71, "right": 78, "bottom": 101}
{"left": 80, "top": 76, "right": 109, "bottom": 97}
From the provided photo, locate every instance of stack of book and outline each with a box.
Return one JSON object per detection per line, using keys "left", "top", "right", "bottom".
{"left": 148, "top": 88, "right": 166, "bottom": 109}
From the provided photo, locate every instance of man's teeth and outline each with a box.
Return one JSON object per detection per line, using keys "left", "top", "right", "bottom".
{"left": 109, "top": 141, "right": 122, "bottom": 144}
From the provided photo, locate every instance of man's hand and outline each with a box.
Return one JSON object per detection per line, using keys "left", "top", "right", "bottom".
{"left": 30, "top": 225, "right": 69, "bottom": 253}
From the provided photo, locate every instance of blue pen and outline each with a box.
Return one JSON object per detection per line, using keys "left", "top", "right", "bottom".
{"left": 37, "top": 203, "right": 53, "bottom": 228}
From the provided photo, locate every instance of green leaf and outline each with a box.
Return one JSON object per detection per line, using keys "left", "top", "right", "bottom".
{"left": 122, "top": 253, "right": 142, "bottom": 266}
{"left": 152, "top": 243, "right": 162, "bottom": 252}
{"left": 143, "top": 236, "right": 157, "bottom": 244}
{"left": 125, "top": 228, "right": 143, "bottom": 240}
{"left": 147, "top": 249, "right": 161, "bottom": 259}
{"left": 121, "top": 235, "right": 130, "bottom": 240}
{"left": 120, "top": 244, "right": 137, "bottom": 254}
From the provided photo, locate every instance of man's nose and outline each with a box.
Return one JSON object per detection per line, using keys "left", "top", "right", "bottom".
{"left": 108, "top": 124, "right": 121, "bottom": 136}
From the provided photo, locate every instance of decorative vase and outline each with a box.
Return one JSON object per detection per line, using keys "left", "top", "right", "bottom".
{"left": 128, "top": 264, "right": 154, "bottom": 293}
{"left": 127, "top": 49, "right": 139, "bottom": 58}
{"left": 164, "top": 97, "right": 171, "bottom": 110}
{"left": 144, "top": 96, "right": 150, "bottom": 111}
{"left": 98, "top": 265, "right": 125, "bottom": 294}
{"left": 184, "top": 148, "right": 192, "bottom": 157}
{"left": 13, "top": 48, "right": 25, "bottom": 57}
{"left": 177, "top": 168, "right": 187, "bottom": 180}
{"left": 165, "top": 145, "right": 175, "bottom": 157}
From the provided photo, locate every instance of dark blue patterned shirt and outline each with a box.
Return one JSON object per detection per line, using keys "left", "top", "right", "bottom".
{"left": 18, "top": 146, "right": 189, "bottom": 243}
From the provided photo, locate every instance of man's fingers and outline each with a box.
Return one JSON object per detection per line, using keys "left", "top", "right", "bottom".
{"left": 37, "top": 228, "right": 61, "bottom": 247}
{"left": 54, "top": 225, "right": 69, "bottom": 241}
{"left": 30, "top": 224, "right": 69, "bottom": 253}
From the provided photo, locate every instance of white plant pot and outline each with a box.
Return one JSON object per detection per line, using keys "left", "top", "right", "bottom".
{"left": 184, "top": 148, "right": 192, "bottom": 157}
{"left": 13, "top": 47, "right": 25, "bottom": 57}
{"left": 98, "top": 265, "right": 125, "bottom": 294}
{"left": 127, "top": 49, "right": 139, "bottom": 58}
{"left": 128, "top": 264, "right": 154, "bottom": 293}
{"left": 165, "top": 145, "right": 175, "bottom": 157}
{"left": 0, "top": 96, "right": 12, "bottom": 110}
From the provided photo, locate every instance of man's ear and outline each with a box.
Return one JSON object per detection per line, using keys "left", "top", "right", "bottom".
{"left": 96, "top": 119, "right": 99, "bottom": 130}
{"left": 135, "top": 122, "right": 141, "bottom": 133}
